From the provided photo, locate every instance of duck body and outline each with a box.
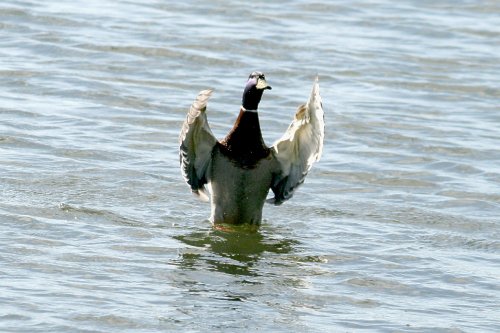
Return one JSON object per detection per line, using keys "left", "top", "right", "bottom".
{"left": 210, "top": 107, "right": 280, "bottom": 224}
{"left": 179, "top": 72, "right": 324, "bottom": 226}
{"left": 208, "top": 142, "right": 277, "bottom": 224}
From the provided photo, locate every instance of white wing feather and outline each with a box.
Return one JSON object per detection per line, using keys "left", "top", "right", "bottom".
{"left": 179, "top": 89, "right": 217, "bottom": 201}
{"left": 269, "top": 77, "right": 324, "bottom": 205}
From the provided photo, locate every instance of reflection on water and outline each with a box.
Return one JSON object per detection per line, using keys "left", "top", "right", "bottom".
{"left": 174, "top": 227, "right": 298, "bottom": 276}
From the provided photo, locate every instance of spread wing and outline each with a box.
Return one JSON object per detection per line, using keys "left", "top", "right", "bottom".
{"left": 179, "top": 89, "right": 217, "bottom": 201}
{"left": 269, "top": 77, "right": 324, "bottom": 205}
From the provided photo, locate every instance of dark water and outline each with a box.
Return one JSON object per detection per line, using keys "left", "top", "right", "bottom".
{"left": 1, "top": 1, "right": 499, "bottom": 332}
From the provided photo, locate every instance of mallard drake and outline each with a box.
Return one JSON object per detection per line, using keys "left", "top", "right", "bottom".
{"left": 179, "top": 72, "right": 324, "bottom": 226}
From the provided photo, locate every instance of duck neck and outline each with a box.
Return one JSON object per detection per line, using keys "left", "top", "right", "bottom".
{"left": 222, "top": 108, "right": 268, "bottom": 161}
{"left": 242, "top": 84, "right": 264, "bottom": 111}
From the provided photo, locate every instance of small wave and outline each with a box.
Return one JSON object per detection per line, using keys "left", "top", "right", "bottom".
{"left": 420, "top": 233, "right": 500, "bottom": 252}
{"left": 58, "top": 202, "right": 141, "bottom": 227}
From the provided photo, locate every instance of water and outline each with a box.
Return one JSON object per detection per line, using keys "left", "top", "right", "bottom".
{"left": 1, "top": 0, "right": 499, "bottom": 332}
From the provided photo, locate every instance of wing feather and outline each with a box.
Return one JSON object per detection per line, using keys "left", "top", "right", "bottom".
{"left": 179, "top": 89, "right": 217, "bottom": 201}
{"left": 269, "top": 77, "right": 324, "bottom": 205}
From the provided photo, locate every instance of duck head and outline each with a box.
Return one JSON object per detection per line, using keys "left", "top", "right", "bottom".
{"left": 242, "top": 72, "right": 272, "bottom": 111}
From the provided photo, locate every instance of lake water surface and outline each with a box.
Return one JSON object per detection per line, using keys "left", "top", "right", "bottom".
{"left": 1, "top": 1, "right": 499, "bottom": 332}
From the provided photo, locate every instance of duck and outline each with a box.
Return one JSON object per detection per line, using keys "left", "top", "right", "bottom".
{"left": 179, "top": 72, "right": 324, "bottom": 226}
